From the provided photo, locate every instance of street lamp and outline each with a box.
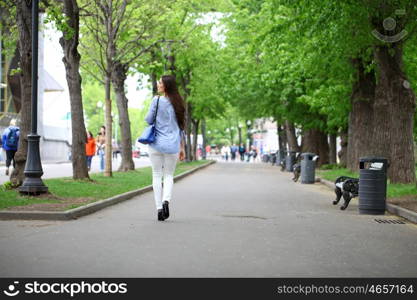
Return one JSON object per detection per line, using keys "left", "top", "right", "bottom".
{"left": 238, "top": 124, "right": 243, "bottom": 145}
{"left": 19, "top": 0, "right": 48, "bottom": 195}
{"left": 246, "top": 120, "right": 253, "bottom": 150}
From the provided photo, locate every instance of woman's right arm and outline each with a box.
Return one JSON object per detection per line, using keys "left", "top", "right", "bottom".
{"left": 145, "top": 97, "right": 157, "bottom": 125}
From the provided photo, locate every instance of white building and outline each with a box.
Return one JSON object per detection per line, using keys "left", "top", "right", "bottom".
{"left": 252, "top": 118, "right": 279, "bottom": 154}
{"left": 0, "top": 18, "right": 72, "bottom": 162}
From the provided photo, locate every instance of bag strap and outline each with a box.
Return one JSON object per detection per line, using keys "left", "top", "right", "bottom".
{"left": 153, "top": 96, "right": 160, "bottom": 124}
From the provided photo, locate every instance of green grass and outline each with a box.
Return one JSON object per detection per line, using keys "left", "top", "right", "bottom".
{"left": 316, "top": 168, "right": 358, "bottom": 182}
{"left": 0, "top": 160, "right": 210, "bottom": 211}
{"left": 317, "top": 167, "right": 417, "bottom": 198}
{"left": 386, "top": 183, "right": 417, "bottom": 198}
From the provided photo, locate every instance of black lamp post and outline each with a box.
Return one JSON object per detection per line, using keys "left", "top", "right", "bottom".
{"left": 246, "top": 120, "right": 252, "bottom": 149}
{"left": 19, "top": 0, "right": 48, "bottom": 195}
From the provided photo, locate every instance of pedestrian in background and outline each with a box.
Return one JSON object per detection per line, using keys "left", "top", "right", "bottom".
{"left": 239, "top": 144, "right": 246, "bottom": 162}
{"left": 221, "top": 145, "right": 229, "bottom": 161}
{"left": 230, "top": 144, "right": 238, "bottom": 161}
{"left": 96, "top": 126, "right": 106, "bottom": 172}
{"left": 252, "top": 145, "right": 258, "bottom": 162}
{"left": 85, "top": 131, "right": 96, "bottom": 171}
{"left": 2, "top": 119, "right": 20, "bottom": 176}
{"left": 0, "top": 138, "right": 3, "bottom": 162}
{"left": 145, "top": 74, "right": 186, "bottom": 221}
{"left": 205, "top": 144, "right": 211, "bottom": 157}
{"left": 112, "top": 139, "right": 120, "bottom": 160}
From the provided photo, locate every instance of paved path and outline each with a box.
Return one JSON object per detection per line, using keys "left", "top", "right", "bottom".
{"left": 0, "top": 162, "right": 416, "bottom": 277}
{"left": 0, "top": 157, "right": 151, "bottom": 184}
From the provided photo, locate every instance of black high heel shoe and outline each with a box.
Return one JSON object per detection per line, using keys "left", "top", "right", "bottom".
{"left": 157, "top": 209, "right": 165, "bottom": 221}
{"left": 163, "top": 201, "right": 169, "bottom": 219}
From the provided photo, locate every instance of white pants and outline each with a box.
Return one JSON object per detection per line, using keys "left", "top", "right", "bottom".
{"left": 149, "top": 147, "right": 179, "bottom": 210}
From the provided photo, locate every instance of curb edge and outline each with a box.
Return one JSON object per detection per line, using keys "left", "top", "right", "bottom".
{"left": 0, "top": 160, "right": 216, "bottom": 221}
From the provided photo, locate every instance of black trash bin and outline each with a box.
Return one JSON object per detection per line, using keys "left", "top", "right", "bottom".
{"left": 358, "top": 157, "right": 388, "bottom": 215}
{"left": 301, "top": 153, "right": 317, "bottom": 184}
{"left": 285, "top": 151, "right": 296, "bottom": 172}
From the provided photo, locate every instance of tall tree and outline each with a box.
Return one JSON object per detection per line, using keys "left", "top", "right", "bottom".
{"left": 10, "top": 0, "right": 32, "bottom": 186}
{"left": 81, "top": 0, "right": 167, "bottom": 173}
{"left": 49, "top": 0, "right": 90, "bottom": 179}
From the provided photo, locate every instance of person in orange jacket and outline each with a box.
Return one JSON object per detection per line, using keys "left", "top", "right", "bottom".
{"left": 85, "top": 131, "right": 96, "bottom": 171}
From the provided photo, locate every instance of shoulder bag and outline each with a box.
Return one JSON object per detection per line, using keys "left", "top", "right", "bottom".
{"left": 138, "top": 96, "right": 160, "bottom": 144}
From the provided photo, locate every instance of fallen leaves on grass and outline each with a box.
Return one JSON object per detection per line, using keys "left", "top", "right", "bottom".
{"left": 5, "top": 192, "right": 96, "bottom": 211}
{"left": 388, "top": 195, "right": 417, "bottom": 213}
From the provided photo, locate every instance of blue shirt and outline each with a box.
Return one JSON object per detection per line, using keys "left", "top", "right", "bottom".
{"left": 145, "top": 96, "right": 183, "bottom": 154}
{"left": 2, "top": 126, "right": 20, "bottom": 151}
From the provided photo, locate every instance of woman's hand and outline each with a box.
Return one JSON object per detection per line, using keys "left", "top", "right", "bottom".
{"left": 179, "top": 149, "right": 185, "bottom": 161}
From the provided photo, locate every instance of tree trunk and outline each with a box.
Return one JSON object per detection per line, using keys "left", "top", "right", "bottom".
{"left": 191, "top": 119, "right": 199, "bottom": 160}
{"left": 246, "top": 121, "right": 252, "bottom": 149}
{"left": 112, "top": 61, "right": 134, "bottom": 171}
{"left": 238, "top": 126, "right": 242, "bottom": 145}
{"left": 180, "top": 73, "right": 192, "bottom": 161}
{"left": 277, "top": 122, "right": 287, "bottom": 151}
{"left": 346, "top": 58, "right": 375, "bottom": 171}
{"left": 329, "top": 134, "right": 337, "bottom": 165}
{"left": 338, "top": 129, "right": 348, "bottom": 168}
{"left": 368, "top": 45, "right": 416, "bottom": 183}
{"left": 185, "top": 102, "right": 193, "bottom": 161}
{"left": 167, "top": 47, "right": 176, "bottom": 74}
{"left": 60, "top": 0, "right": 89, "bottom": 180}
{"left": 104, "top": 74, "right": 112, "bottom": 177}
{"left": 151, "top": 73, "right": 158, "bottom": 96}
{"left": 201, "top": 118, "right": 207, "bottom": 159}
{"left": 11, "top": 0, "right": 32, "bottom": 186}
{"left": 301, "top": 128, "right": 329, "bottom": 167}
{"left": 285, "top": 120, "right": 299, "bottom": 152}
{"left": 318, "top": 132, "right": 330, "bottom": 166}
{"left": 150, "top": 51, "right": 158, "bottom": 95}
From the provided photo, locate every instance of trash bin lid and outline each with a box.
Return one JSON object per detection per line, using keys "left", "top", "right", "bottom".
{"left": 359, "top": 157, "right": 389, "bottom": 171}
{"left": 359, "top": 157, "right": 388, "bottom": 164}
{"left": 301, "top": 152, "right": 316, "bottom": 157}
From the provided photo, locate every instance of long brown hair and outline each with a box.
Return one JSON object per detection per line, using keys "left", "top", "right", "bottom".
{"left": 161, "top": 75, "right": 185, "bottom": 130}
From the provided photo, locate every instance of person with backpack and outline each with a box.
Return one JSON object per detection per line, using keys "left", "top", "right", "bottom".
{"left": 2, "top": 119, "right": 20, "bottom": 176}
{"left": 0, "top": 137, "right": 3, "bottom": 162}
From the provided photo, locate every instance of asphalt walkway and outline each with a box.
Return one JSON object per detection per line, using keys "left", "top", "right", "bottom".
{"left": 0, "top": 162, "right": 416, "bottom": 277}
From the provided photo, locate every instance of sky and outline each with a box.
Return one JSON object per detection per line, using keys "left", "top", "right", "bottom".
{"left": 43, "top": 23, "right": 151, "bottom": 111}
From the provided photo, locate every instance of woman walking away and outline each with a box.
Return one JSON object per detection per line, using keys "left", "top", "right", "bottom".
{"left": 96, "top": 126, "right": 106, "bottom": 172}
{"left": 145, "top": 75, "right": 186, "bottom": 221}
{"left": 86, "top": 131, "right": 96, "bottom": 171}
